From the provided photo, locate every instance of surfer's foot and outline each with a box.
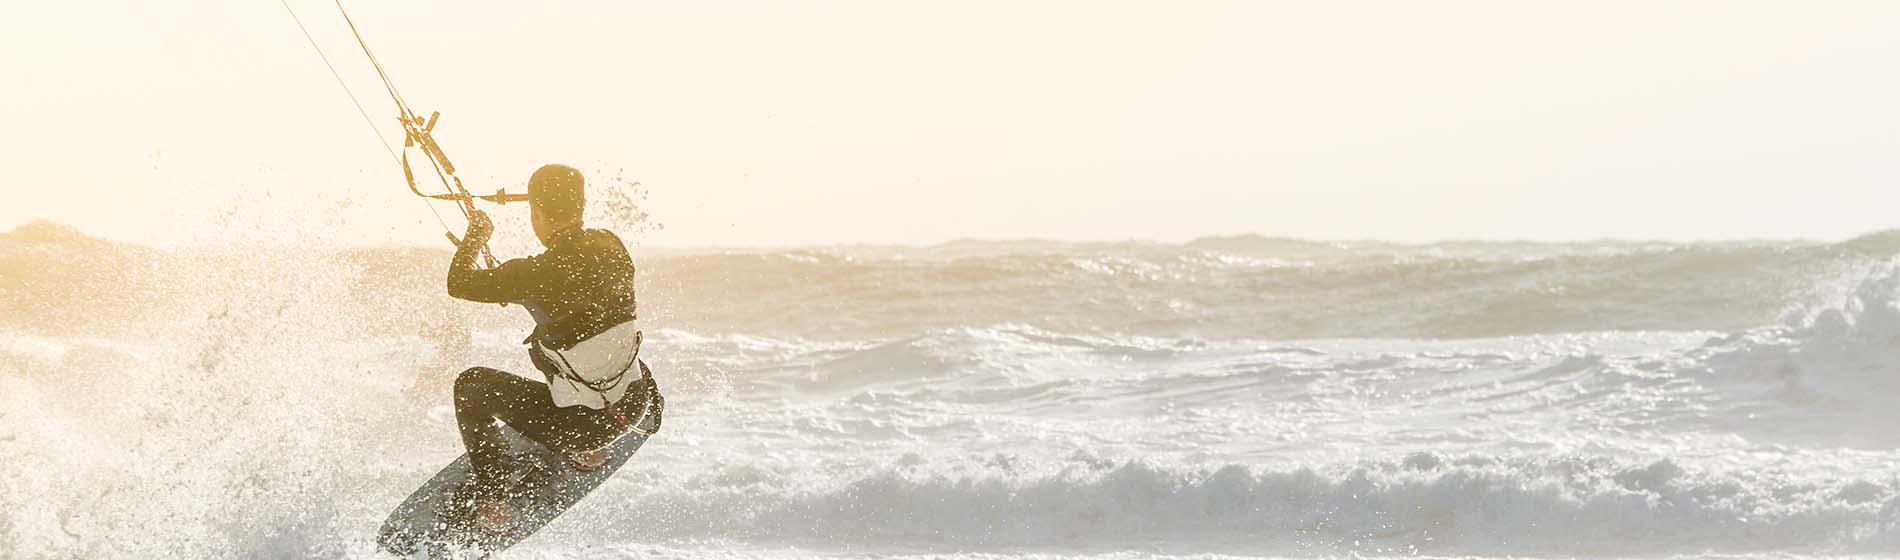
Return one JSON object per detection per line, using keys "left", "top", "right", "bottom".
{"left": 568, "top": 449, "right": 608, "bottom": 472}
{"left": 474, "top": 499, "right": 514, "bottom": 536}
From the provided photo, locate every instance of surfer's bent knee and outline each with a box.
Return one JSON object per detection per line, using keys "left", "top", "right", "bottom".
{"left": 453, "top": 367, "right": 500, "bottom": 399}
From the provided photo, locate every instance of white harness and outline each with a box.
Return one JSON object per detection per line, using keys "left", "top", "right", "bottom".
{"left": 532, "top": 320, "right": 643, "bottom": 410}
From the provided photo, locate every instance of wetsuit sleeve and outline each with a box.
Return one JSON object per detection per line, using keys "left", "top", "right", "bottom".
{"left": 447, "top": 245, "right": 538, "bottom": 304}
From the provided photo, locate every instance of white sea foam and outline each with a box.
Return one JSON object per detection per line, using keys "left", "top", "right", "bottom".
{"left": 9, "top": 224, "right": 1900, "bottom": 558}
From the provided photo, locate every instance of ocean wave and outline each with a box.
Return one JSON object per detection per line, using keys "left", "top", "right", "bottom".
{"left": 8, "top": 221, "right": 1896, "bottom": 340}
{"left": 1676, "top": 259, "right": 1900, "bottom": 448}
{"left": 12, "top": 221, "right": 1900, "bottom": 558}
{"left": 570, "top": 452, "right": 1900, "bottom": 556}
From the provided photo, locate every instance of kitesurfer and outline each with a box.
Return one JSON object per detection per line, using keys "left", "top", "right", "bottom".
{"left": 445, "top": 163, "right": 660, "bottom": 536}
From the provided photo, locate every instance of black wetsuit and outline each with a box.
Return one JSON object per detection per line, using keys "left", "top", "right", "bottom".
{"left": 446, "top": 226, "right": 653, "bottom": 499}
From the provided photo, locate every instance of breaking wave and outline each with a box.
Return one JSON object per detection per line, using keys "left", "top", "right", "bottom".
{"left": 580, "top": 453, "right": 1900, "bottom": 556}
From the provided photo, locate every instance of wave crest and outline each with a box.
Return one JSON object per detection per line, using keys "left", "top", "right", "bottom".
{"left": 579, "top": 452, "right": 1899, "bottom": 555}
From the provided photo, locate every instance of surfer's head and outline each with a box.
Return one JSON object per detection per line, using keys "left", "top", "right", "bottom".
{"left": 529, "top": 164, "right": 585, "bottom": 246}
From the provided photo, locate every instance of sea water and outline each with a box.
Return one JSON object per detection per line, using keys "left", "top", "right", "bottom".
{"left": 7, "top": 220, "right": 1900, "bottom": 559}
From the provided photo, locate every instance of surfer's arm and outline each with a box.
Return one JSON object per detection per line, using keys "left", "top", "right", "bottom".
{"left": 448, "top": 255, "right": 519, "bottom": 304}
{"left": 449, "top": 252, "right": 543, "bottom": 304}
{"left": 446, "top": 211, "right": 526, "bottom": 303}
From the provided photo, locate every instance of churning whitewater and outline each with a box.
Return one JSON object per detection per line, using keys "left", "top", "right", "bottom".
{"left": 8, "top": 220, "right": 1900, "bottom": 558}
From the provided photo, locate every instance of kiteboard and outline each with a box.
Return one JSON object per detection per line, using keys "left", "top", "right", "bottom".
{"left": 375, "top": 396, "right": 660, "bottom": 558}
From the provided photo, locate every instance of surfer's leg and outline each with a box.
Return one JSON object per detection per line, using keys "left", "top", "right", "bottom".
{"left": 452, "top": 367, "right": 554, "bottom": 498}
{"left": 504, "top": 398, "right": 625, "bottom": 454}
{"left": 452, "top": 367, "right": 626, "bottom": 487}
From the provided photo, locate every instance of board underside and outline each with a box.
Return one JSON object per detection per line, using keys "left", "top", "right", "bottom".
{"left": 376, "top": 412, "right": 657, "bottom": 559}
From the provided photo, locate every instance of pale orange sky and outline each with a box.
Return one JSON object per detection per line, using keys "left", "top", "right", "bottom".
{"left": 4, "top": 1, "right": 1900, "bottom": 248}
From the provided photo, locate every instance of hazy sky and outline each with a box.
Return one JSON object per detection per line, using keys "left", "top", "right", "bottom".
{"left": 5, "top": 1, "right": 1899, "bottom": 247}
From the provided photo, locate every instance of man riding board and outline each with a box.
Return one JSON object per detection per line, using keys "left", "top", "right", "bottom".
{"left": 445, "top": 163, "right": 661, "bottom": 535}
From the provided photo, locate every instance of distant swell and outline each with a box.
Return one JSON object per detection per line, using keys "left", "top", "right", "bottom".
{"left": 9, "top": 220, "right": 1900, "bottom": 340}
